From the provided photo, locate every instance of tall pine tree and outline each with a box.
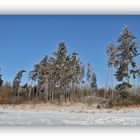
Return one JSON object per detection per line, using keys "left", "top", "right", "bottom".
{"left": 114, "top": 25, "right": 139, "bottom": 92}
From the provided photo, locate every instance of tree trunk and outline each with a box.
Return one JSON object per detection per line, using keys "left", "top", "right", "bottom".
{"left": 105, "top": 69, "right": 110, "bottom": 99}
{"left": 127, "top": 67, "right": 130, "bottom": 84}
{"left": 45, "top": 77, "right": 49, "bottom": 102}
{"left": 111, "top": 66, "right": 114, "bottom": 99}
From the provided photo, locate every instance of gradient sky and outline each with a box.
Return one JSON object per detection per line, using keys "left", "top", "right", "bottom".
{"left": 0, "top": 15, "right": 140, "bottom": 87}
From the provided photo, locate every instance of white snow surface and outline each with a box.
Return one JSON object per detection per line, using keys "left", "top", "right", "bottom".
{"left": 0, "top": 104, "right": 140, "bottom": 125}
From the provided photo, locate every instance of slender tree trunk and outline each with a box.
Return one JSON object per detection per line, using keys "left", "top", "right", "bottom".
{"left": 105, "top": 69, "right": 110, "bottom": 98}
{"left": 36, "top": 90, "right": 38, "bottom": 100}
{"left": 29, "top": 81, "right": 33, "bottom": 100}
{"left": 65, "top": 90, "right": 67, "bottom": 103}
{"left": 17, "top": 84, "right": 20, "bottom": 97}
{"left": 17, "top": 89, "right": 19, "bottom": 97}
{"left": 126, "top": 67, "right": 130, "bottom": 93}
{"left": 133, "top": 78, "right": 136, "bottom": 95}
{"left": 51, "top": 90, "right": 54, "bottom": 102}
{"left": 111, "top": 66, "right": 114, "bottom": 99}
{"left": 127, "top": 67, "right": 130, "bottom": 84}
{"left": 45, "top": 77, "right": 48, "bottom": 102}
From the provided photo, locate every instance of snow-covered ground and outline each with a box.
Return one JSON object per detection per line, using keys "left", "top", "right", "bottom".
{"left": 0, "top": 104, "right": 140, "bottom": 125}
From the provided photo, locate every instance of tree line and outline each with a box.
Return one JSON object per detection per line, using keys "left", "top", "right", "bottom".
{"left": 0, "top": 25, "right": 140, "bottom": 106}
{"left": 0, "top": 42, "right": 97, "bottom": 104}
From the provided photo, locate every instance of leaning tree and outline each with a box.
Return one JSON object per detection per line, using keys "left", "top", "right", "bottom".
{"left": 13, "top": 70, "right": 26, "bottom": 96}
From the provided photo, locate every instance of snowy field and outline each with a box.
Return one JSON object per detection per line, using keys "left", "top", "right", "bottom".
{"left": 0, "top": 104, "right": 140, "bottom": 125}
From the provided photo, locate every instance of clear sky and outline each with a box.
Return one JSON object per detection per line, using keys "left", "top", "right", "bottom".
{"left": 0, "top": 15, "right": 140, "bottom": 87}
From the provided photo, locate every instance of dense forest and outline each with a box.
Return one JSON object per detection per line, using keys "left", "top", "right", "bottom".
{"left": 0, "top": 25, "right": 140, "bottom": 107}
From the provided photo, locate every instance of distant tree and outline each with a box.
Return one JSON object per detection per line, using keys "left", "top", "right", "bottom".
{"left": 0, "top": 68, "right": 3, "bottom": 87}
{"left": 0, "top": 75, "right": 3, "bottom": 87}
{"left": 107, "top": 43, "right": 116, "bottom": 67}
{"left": 86, "top": 63, "right": 94, "bottom": 96}
{"left": 106, "top": 43, "right": 116, "bottom": 98}
{"left": 79, "top": 63, "right": 85, "bottom": 85}
{"left": 90, "top": 72, "right": 97, "bottom": 90}
{"left": 13, "top": 70, "right": 26, "bottom": 96}
{"left": 114, "top": 25, "right": 139, "bottom": 92}
{"left": 86, "top": 63, "right": 91, "bottom": 83}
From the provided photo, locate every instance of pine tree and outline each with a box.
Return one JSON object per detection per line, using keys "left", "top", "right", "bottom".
{"left": 90, "top": 72, "right": 97, "bottom": 89}
{"left": 106, "top": 43, "right": 116, "bottom": 98}
{"left": 79, "top": 63, "right": 85, "bottom": 84}
{"left": 29, "top": 42, "right": 84, "bottom": 102}
{"left": 29, "top": 55, "right": 51, "bottom": 100}
{"left": 86, "top": 63, "right": 91, "bottom": 83}
{"left": 0, "top": 74, "right": 3, "bottom": 87}
{"left": 0, "top": 68, "right": 3, "bottom": 87}
{"left": 13, "top": 70, "right": 26, "bottom": 96}
{"left": 114, "top": 25, "right": 139, "bottom": 92}
{"left": 107, "top": 43, "right": 116, "bottom": 67}
{"left": 53, "top": 42, "right": 68, "bottom": 101}
{"left": 86, "top": 63, "right": 92, "bottom": 96}
{"left": 71, "top": 51, "right": 84, "bottom": 101}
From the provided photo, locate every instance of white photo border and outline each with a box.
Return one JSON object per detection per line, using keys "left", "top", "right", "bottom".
{"left": 0, "top": 0, "right": 140, "bottom": 140}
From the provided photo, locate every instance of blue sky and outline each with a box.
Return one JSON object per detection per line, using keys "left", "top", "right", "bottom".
{"left": 0, "top": 15, "right": 140, "bottom": 87}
